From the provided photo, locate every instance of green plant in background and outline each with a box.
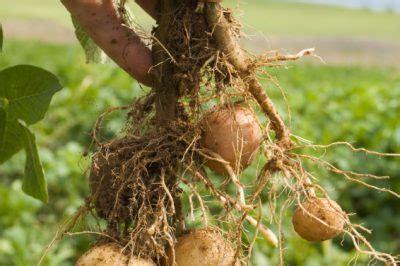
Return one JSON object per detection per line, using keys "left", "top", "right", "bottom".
{"left": 0, "top": 26, "right": 62, "bottom": 202}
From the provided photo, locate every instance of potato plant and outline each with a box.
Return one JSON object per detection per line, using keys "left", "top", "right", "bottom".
{"left": 2, "top": 1, "right": 398, "bottom": 265}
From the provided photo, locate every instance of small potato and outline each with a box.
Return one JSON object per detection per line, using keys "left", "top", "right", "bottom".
{"left": 167, "top": 228, "right": 238, "bottom": 266}
{"left": 201, "top": 105, "right": 262, "bottom": 175}
{"left": 129, "top": 256, "right": 156, "bottom": 266}
{"left": 292, "top": 197, "right": 345, "bottom": 242}
{"left": 76, "top": 243, "right": 155, "bottom": 266}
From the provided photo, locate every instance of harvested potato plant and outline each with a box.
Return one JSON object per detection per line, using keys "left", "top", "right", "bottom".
{"left": 49, "top": 0, "right": 400, "bottom": 265}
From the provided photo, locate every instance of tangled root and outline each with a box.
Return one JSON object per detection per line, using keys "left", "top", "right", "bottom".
{"left": 88, "top": 118, "right": 201, "bottom": 262}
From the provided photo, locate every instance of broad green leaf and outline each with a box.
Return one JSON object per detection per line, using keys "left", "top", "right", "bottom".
{"left": 0, "top": 65, "right": 62, "bottom": 125}
{"left": 72, "top": 17, "right": 105, "bottom": 64}
{"left": 0, "top": 23, "right": 3, "bottom": 52}
{"left": 19, "top": 121, "right": 48, "bottom": 203}
{"left": 0, "top": 107, "right": 6, "bottom": 144}
{"left": 0, "top": 108, "right": 24, "bottom": 163}
{"left": 0, "top": 65, "right": 62, "bottom": 163}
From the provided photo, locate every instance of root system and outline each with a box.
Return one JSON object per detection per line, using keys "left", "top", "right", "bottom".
{"left": 43, "top": 0, "right": 400, "bottom": 265}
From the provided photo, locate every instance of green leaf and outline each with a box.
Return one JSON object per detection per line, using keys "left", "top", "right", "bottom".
{"left": 0, "top": 107, "right": 6, "bottom": 142}
{"left": 0, "top": 108, "right": 24, "bottom": 163}
{"left": 0, "top": 23, "right": 3, "bottom": 52}
{"left": 19, "top": 121, "right": 48, "bottom": 203}
{"left": 72, "top": 17, "right": 105, "bottom": 64}
{"left": 0, "top": 65, "right": 62, "bottom": 125}
{"left": 0, "top": 65, "right": 62, "bottom": 163}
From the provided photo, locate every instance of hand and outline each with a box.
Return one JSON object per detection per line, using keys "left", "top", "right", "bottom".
{"left": 61, "top": 0, "right": 157, "bottom": 86}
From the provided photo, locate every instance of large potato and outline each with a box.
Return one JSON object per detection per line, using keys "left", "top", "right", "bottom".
{"left": 167, "top": 228, "right": 238, "bottom": 266}
{"left": 76, "top": 243, "right": 155, "bottom": 266}
{"left": 292, "top": 197, "right": 345, "bottom": 242}
{"left": 201, "top": 105, "right": 263, "bottom": 175}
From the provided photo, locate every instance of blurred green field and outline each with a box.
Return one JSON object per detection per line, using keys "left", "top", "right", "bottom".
{"left": 1, "top": 0, "right": 400, "bottom": 265}
{"left": 230, "top": 0, "right": 400, "bottom": 40}
{"left": 0, "top": 0, "right": 72, "bottom": 26}
{"left": 0, "top": 38, "right": 399, "bottom": 265}
{"left": 1, "top": 0, "right": 399, "bottom": 40}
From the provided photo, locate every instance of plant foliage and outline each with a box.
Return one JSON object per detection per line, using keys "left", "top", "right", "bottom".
{"left": 0, "top": 65, "right": 62, "bottom": 202}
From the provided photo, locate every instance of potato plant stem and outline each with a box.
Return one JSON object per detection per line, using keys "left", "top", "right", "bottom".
{"left": 152, "top": 0, "right": 185, "bottom": 234}
{"left": 152, "top": 0, "right": 179, "bottom": 125}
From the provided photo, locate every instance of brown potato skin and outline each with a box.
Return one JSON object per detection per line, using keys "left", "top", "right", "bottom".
{"left": 76, "top": 243, "right": 155, "bottom": 266}
{"left": 167, "top": 228, "right": 239, "bottom": 266}
{"left": 128, "top": 256, "right": 156, "bottom": 266}
{"left": 201, "top": 105, "right": 263, "bottom": 175}
{"left": 292, "top": 198, "right": 345, "bottom": 242}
